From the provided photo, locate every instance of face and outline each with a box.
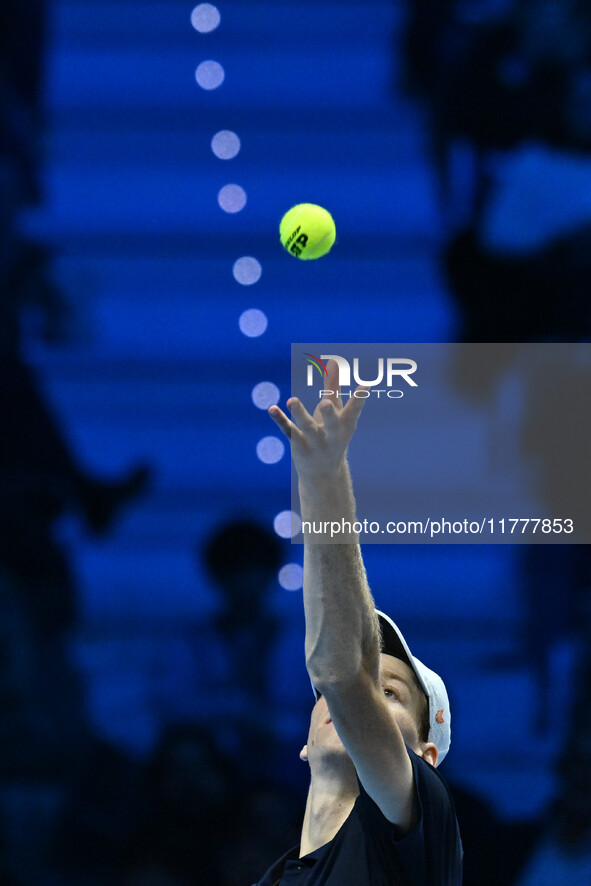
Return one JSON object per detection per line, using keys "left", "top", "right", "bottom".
{"left": 300, "top": 654, "right": 431, "bottom": 767}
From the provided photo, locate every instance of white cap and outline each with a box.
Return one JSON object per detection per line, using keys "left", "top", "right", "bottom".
{"left": 375, "top": 610, "right": 451, "bottom": 765}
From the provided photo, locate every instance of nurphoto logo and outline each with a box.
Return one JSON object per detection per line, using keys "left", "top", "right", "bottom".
{"left": 304, "top": 353, "right": 418, "bottom": 400}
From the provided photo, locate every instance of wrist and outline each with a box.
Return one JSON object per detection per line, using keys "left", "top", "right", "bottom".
{"left": 298, "top": 461, "right": 350, "bottom": 498}
{"left": 298, "top": 462, "right": 357, "bottom": 527}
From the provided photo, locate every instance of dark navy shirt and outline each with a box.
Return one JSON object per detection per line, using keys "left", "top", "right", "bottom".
{"left": 253, "top": 750, "right": 463, "bottom": 886}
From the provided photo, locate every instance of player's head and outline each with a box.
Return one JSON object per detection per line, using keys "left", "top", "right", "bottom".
{"left": 374, "top": 610, "right": 451, "bottom": 765}
{"left": 305, "top": 610, "right": 450, "bottom": 768}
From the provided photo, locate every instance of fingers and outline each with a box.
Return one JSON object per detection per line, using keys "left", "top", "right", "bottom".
{"left": 268, "top": 405, "right": 293, "bottom": 438}
{"left": 325, "top": 360, "right": 343, "bottom": 409}
{"left": 342, "top": 385, "right": 369, "bottom": 424}
{"left": 270, "top": 384, "right": 368, "bottom": 447}
{"left": 268, "top": 398, "right": 315, "bottom": 440}
{"left": 286, "top": 397, "right": 316, "bottom": 431}
{"left": 326, "top": 359, "right": 339, "bottom": 389}
{"left": 318, "top": 398, "right": 340, "bottom": 430}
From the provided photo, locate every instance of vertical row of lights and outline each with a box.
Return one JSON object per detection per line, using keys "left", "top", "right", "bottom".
{"left": 191, "top": 5, "right": 303, "bottom": 591}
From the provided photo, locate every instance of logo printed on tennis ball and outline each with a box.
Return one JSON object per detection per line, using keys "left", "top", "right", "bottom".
{"left": 279, "top": 204, "right": 336, "bottom": 260}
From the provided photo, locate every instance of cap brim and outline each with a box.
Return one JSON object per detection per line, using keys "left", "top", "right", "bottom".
{"left": 377, "top": 614, "right": 414, "bottom": 668}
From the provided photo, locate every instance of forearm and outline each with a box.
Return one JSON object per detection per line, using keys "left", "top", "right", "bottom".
{"left": 267, "top": 375, "right": 379, "bottom": 687}
{"left": 300, "top": 466, "right": 381, "bottom": 688}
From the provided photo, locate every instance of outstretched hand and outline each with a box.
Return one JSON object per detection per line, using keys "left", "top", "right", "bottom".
{"left": 268, "top": 360, "right": 368, "bottom": 482}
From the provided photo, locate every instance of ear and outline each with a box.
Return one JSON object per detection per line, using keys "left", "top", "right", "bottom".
{"left": 299, "top": 744, "right": 309, "bottom": 762}
{"left": 419, "top": 742, "right": 438, "bottom": 768}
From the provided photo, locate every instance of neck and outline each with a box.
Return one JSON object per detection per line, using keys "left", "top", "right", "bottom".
{"left": 300, "top": 770, "right": 359, "bottom": 858}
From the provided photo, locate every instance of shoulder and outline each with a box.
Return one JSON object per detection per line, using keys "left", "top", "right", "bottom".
{"left": 356, "top": 749, "right": 456, "bottom": 832}
{"left": 353, "top": 749, "right": 463, "bottom": 886}
{"left": 408, "top": 749, "right": 458, "bottom": 819}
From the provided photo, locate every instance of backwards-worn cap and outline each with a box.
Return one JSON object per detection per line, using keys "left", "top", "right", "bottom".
{"left": 311, "top": 610, "right": 451, "bottom": 765}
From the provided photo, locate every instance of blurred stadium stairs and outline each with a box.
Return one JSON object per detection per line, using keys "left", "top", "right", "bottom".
{"left": 17, "top": 0, "right": 567, "bottom": 819}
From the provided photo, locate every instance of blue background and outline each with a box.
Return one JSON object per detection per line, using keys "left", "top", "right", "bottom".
{"left": 12, "top": 0, "right": 589, "bottom": 843}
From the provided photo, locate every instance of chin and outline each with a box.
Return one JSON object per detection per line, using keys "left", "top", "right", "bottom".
{"left": 320, "top": 744, "right": 354, "bottom": 769}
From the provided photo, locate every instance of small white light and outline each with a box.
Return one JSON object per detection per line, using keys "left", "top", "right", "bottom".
{"left": 218, "top": 184, "right": 247, "bottom": 213}
{"left": 256, "top": 436, "right": 285, "bottom": 464}
{"left": 191, "top": 4, "right": 221, "bottom": 33}
{"left": 278, "top": 563, "right": 303, "bottom": 591}
{"left": 274, "top": 511, "right": 302, "bottom": 539}
{"left": 233, "top": 256, "right": 262, "bottom": 285}
{"left": 238, "top": 308, "right": 268, "bottom": 337}
{"left": 195, "top": 60, "right": 225, "bottom": 90}
{"left": 211, "top": 130, "right": 241, "bottom": 160}
{"left": 252, "top": 382, "right": 280, "bottom": 410}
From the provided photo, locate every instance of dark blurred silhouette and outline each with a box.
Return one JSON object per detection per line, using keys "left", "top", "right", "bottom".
{"left": 441, "top": 341, "right": 591, "bottom": 735}
{"left": 0, "top": 0, "right": 46, "bottom": 219}
{"left": 120, "top": 865, "right": 188, "bottom": 886}
{"left": 401, "top": 5, "right": 591, "bottom": 882}
{"left": 110, "top": 720, "right": 306, "bottom": 886}
{"left": 444, "top": 224, "right": 591, "bottom": 355}
{"left": 0, "top": 4, "right": 153, "bottom": 883}
{"left": 449, "top": 779, "right": 541, "bottom": 886}
{"left": 122, "top": 722, "right": 237, "bottom": 886}
{"left": 196, "top": 518, "right": 287, "bottom": 777}
{"left": 202, "top": 518, "right": 283, "bottom": 708}
{"left": 514, "top": 660, "right": 591, "bottom": 884}
{"left": 0, "top": 347, "right": 150, "bottom": 639}
{"left": 521, "top": 352, "right": 591, "bottom": 541}
{"left": 55, "top": 739, "right": 145, "bottom": 885}
{"left": 0, "top": 239, "right": 150, "bottom": 640}
{"left": 401, "top": 0, "right": 591, "bottom": 223}
{"left": 0, "top": 0, "right": 151, "bottom": 643}
{"left": 219, "top": 780, "right": 303, "bottom": 886}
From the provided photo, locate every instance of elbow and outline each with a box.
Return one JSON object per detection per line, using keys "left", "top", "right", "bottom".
{"left": 306, "top": 657, "right": 366, "bottom": 698}
{"left": 305, "top": 618, "right": 381, "bottom": 696}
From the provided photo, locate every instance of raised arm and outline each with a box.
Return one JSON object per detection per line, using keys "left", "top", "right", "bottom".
{"left": 270, "top": 361, "right": 377, "bottom": 684}
{"left": 269, "top": 361, "right": 418, "bottom": 830}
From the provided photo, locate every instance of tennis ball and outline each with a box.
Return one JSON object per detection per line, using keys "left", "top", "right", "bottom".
{"left": 279, "top": 203, "right": 336, "bottom": 260}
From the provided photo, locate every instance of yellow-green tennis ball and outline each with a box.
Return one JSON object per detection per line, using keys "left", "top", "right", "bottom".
{"left": 279, "top": 203, "right": 336, "bottom": 260}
